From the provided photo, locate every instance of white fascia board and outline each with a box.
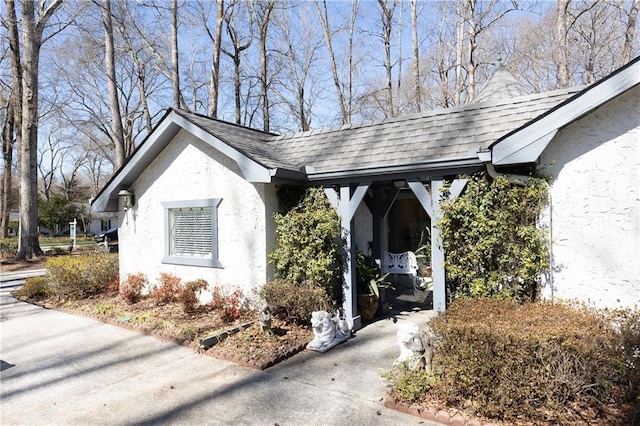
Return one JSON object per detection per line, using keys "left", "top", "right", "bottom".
{"left": 172, "top": 115, "right": 271, "bottom": 183}
{"left": 492, "top": 61, "right": 640, "bottom": 166}
{"left": 92, "top": 114, "right": 181, "bottom": 212}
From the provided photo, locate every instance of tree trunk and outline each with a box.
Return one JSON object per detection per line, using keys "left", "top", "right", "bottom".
{"left": 378, "top": 0, "right": 395, "bottom": 118}
{"left": 171, "top": 0, "right": 180, "bottom": 109}
{"left": 258, "top": 0, "right": 275, "bottom": 132}
{"left": 17, "top": 0, "right": 63, "bottom": 258}
{"left": 556, "top": 0, "right": 570, "bottom": 88}
{"left": 101, "top": 0, "right": 126, "bottom": 167}
{"left": 208, "top": 0, "right": 225, "bottom": 118}
{"left": 410, "top": 0, "right": 421, "bottom": 112}
{"left": 466, "top": 0, "right": 477, "bottom": 103}
{"left": 622, "top": 0, "right": 639, "bottom": 64}
{"left": 2, "top": 0, "right": 22, "bottom": 239}
{"left": 316, "top": 0, "right": 348, "bottom": 124}
{"left": 222, "top": 1, "right": 252, "bottom": 125}
{"left": 454, "top": 0, "right": 465, "bottom": 105}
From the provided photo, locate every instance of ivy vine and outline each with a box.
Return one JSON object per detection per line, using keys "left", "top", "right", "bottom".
{"left": 439, "top": 173, "right": 549, "bottom": 302}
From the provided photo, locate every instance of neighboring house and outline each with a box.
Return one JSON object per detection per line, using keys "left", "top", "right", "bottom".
{"left": 92, "top": 57, "right": 640, "bottom": 329}
{"left": 87, "top": 211, "right": 118, "bottom": 235}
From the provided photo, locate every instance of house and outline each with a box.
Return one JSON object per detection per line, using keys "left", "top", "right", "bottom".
{"left": 92, "top": 57, "right": 640, "bottom": 329}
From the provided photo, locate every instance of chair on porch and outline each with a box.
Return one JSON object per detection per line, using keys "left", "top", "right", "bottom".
{"left": 382, "top": 251, "right": 432, "bottom": 292}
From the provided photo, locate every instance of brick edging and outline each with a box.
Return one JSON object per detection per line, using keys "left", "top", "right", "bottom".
{"left": 383, "top": 394, "right": 494, "bottom": 426}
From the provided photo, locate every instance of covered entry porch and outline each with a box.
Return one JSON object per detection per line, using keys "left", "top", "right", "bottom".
{"left": 319, "top": 167, "right": 475, "bottom": 330}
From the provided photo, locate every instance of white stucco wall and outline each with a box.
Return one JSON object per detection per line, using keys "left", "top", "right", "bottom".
{"left": 118, "top": 129, "right": 278, "bottom": 296}
{"left": 539, "top": 85, "right": 640, "bottom": 309}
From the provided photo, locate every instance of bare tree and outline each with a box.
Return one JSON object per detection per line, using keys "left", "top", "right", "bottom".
{"left": 170, "top": 0, "right": 180, "bottom": 109}
{"left": 15, "top": 0, "right": 64, "bottom": 258}
{"left": 622, "top": 0, "right": 639, "bottom": 64}
{"left": 221, "top": 0, "right": 253, "bottom": 124}
{"left": 101, "top": 0, "right": 126, "bottom": 167}
{"left": 377, "top": 0, "right": 397, "bottom": 118}
{"left": 199, "top": 0, "right": 226, "bottom": 118}
{"left": 556, "top": 0, "right": 571, "bottom": 88}
{"left": 315, "top": 0, "right": 349, "bottom": 124}
{"left": 254, "top": 0, "right": 275, "bottom": 132}
{"left": 410, "top": 0, "right": 422, "bottom": 112}
{"left": 1, "top": 0, "right": 22, "bottom": 239}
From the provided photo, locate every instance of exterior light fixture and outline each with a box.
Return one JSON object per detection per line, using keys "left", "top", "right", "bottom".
{"left": 393, "top": 180, "right": 406, "bottom": 189}
{"left": 118, "top": 189, "right": 134, "bottom": 211}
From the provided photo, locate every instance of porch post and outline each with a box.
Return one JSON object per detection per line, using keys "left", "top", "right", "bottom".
{"left": 408, "top": 178, "right": 467, "bottom": 315}
{"left": 324, "top": 183, "right": 370, "bottom": 330}
{"left": 429, "top": 179, "right": 446, "bottom": 314}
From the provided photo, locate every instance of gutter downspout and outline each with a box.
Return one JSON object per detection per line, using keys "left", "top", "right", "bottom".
{"left": 482, "top": 155, "right": 554, "bottom": 302}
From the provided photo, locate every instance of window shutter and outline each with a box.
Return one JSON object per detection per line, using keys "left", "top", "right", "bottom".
{"left": 170, "top": 207, "right": 213, "bottom": 257}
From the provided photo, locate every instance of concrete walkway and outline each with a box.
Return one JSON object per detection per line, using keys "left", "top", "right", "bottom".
{"left": 0, "top": 273, "right": 437, "bottom": 425}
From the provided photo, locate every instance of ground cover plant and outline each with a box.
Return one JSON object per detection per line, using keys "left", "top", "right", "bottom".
{"left": 11, "top": 254, "right": 313, "bottom": 369}
{"left": 384, "top": 299, "right": 640, "bottom": 425}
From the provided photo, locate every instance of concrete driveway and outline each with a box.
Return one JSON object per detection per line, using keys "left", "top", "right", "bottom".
{"left": 0, "top": 272, "right": 436, "bottom": 425}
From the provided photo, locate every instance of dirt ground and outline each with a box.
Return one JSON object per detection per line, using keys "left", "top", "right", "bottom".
{"left": 9, "top": 270, "right": 312, "bottom": 370}
{"left": 1, "top": 257, "right": 46, "bottom": 273}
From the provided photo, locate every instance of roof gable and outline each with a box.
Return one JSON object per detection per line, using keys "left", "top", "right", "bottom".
{"left": 92, "top": 109, "right": 283, "bottom": 211}
{"left": 491, "top": 56, "right": 640, "bottom": 166}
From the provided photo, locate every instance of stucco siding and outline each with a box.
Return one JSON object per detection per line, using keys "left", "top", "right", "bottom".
{"left": 119, "top": 129, "right": 275, "bottom": 295}
{"left": 539, "top": 86, "right": 640, "bottom": 309}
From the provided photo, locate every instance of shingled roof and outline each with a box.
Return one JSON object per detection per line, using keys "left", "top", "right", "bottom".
{"left": 267, "top": 87, "right": 580, "bottom": 175}
{"left": 171, "top": 109, "right": 300, "bottom": 171}
{"left": 474, "top": 64, "right": 529, "bottom": 103}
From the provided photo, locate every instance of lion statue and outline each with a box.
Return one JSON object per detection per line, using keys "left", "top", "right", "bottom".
{"left": 307, "top": 310, "right": 352, "bottom": 353}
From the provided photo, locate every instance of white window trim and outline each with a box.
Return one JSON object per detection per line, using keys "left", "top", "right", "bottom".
{"left": 161, "top": 198, "right": 223, "bottom": 268}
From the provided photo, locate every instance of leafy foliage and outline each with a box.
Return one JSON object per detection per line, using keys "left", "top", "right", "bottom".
{"left": 38, "top": 194, "right": 85, "bottom": 235}
{"left": 269, "top": 186, "right": 342, "bottom": 299}
{"left": 382, "top": 362, "right": 437, "bottom": 403}
{"left": 14, "top": 276, "right": 51, "bottom": 300}
{"left": 207, "top": 285, "right": 250, "bottom": 323}
{"left": 149, "top": 272, "right": 182, "bottom": 305}
{"left": 180, "top": 279, "right": 208, "bottom": 314}
{"left": 120, "top": 273, "right": 148, "bottom": 304}
{"left": 439, "top": 173, "right": 549, "bottom": 302}
{"left": 0, "top": 238, "right": 18, "bottom": 257}
{"left": 260, "top": 279, "right": 331, "bottom": 325}
{"left": 46, "top": 253, "right": 118, "bottom": 300}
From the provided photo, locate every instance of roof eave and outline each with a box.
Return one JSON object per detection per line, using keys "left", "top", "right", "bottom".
{"left": 305, "top": 156, "right": 483, "bottom": 184}
{"left": 491, "top": 57, "right": 640, "bottom": 166}
{"left": 91, "top": 110, "right": 274, "bottom": 212}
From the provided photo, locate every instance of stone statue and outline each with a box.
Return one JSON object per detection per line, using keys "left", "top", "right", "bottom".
{"left": 258, "top": 303, "right": 272, "bottom": 333}
{"left": 396, "top": 322, "right": 434, "bottom": 372}
{"left": 306, "top": 310, "right": 352, "bottom": 353}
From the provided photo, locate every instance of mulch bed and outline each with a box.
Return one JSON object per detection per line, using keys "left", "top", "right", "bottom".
{"left": 13, "top": 292, "right": 313, "bottom": 370}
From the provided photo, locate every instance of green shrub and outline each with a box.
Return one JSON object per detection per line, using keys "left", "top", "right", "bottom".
{"left": 439, "top": 173, "right": 549, "bottom": 302}
{"left": 260, "top": 279, "right": 331, "bottom": 325}
{"left": 119, "top": 273, "right": 148, "bottom": 304}
{"left": 149, "top": 273, "right": 182, "bottom": 305}
{"left": 14, "top": 276, "right": 51, "bottom": 300}
{"left": 269, "top": 186, "right": 342, "bottom": 299}
{"left": 0, "top": 238, "right": 18, "bottom": 257}
{"left": 426, "top": 299, "right": 626, "bottom": 422}
{"left": 382, "top": 362, "right": 437, "bottom": 403}
{"left": 180, "top": 279, "right": 208, "bottom": 314}
{"left": 46, "top": 253, "right": 118, "bottom": 300}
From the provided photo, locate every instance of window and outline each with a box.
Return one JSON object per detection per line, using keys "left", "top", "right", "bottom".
{"left": 162, "top": 198, "right": 222, "bottom": 268}
{"left": 101, "top": 220, "right": 111, "bottom": 231}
